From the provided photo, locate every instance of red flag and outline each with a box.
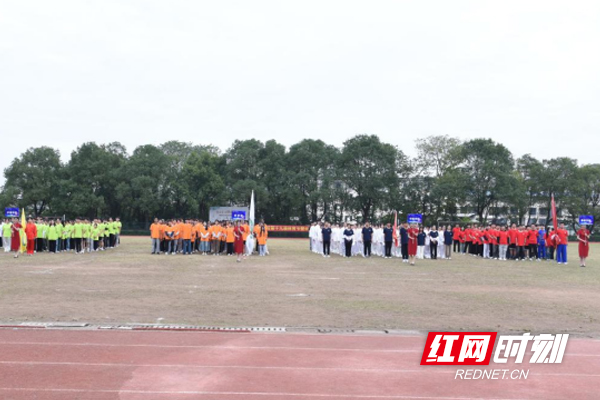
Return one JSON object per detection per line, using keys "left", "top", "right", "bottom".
{"left": 393, "top": 211, "right": 399, "bottom": 247}
{"left": 551, "top": 194, "right": 558, "bottom": 232}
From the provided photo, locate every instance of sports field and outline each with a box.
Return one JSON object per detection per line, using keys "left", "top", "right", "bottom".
{"left": 0, "top": 237, "right": 598, "bottom": 337}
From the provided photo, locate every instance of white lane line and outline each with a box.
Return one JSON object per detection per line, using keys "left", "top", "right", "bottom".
{"left": 0, "top": 341, "right": 420, "bottom": 352}
{"left": 0, "top": 388, "right": 534, "bottom": 399}
{"left": 0, "top": 361, "right": 437, "bottom": 373}
{"left": 0, "top": 361, "right": 599, "bottom": 377}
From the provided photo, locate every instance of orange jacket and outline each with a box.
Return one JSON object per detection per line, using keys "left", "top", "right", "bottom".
{"left": 226, "top": 227, "right": 235, "bottom": 243}
{"left": 181, "top": 223, "right": 193, "bottom": 240}
{"left": 150, "top": 223, "right": 161, "bottom": 239}
{"left": 25, "top": 223, "right": 37, "bottom": 240}
{"left": 256, "top": 226, "right": 268, "bottom": 245}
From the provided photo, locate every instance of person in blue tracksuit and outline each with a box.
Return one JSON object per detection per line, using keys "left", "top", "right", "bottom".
{"left": 537, "top": 227, "right": 546, "bottom": 260}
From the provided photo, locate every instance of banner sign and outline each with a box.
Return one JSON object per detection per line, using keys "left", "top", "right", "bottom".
{"left": 4, "top": 208, "right": 19, "bottom": 218}
{"left": 268, "top": 225, "right": 309, "bottom": 232}
{"left": 232, "top": 210, "right": 247, "bottom": 220}
{"left": 407, "top": 213, "right": 423, "bottom": 224}
{"left": 579, "top": 215, "right": 594, "bottom": 226}
{"left": 209, "top": 207, "right": 249, "bottom": 222}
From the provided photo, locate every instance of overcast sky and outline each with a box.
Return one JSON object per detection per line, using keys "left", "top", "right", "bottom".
{"left": 1, "top": 0, "right": 599, "bottom": 185}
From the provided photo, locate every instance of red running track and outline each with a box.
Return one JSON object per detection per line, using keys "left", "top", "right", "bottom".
{"left": 0, "top": 328, "right": 598, "bottom": 400}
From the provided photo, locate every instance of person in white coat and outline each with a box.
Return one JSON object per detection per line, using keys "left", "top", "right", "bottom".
{"left": 438, "top": 226, "right": 445, "bottom": 259}
{"left": 423, "top": 227, "right": 431, "bottom": 259}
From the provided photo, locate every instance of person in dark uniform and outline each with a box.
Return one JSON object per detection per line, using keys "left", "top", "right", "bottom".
{"left": 400, "top": 223, "right": 409, "bottom": 263}
{"left": 383, "top": 223, "right": 393, "bottom": 258}
{"left": 362, "top": 222, "right": 373, "bottom": 257}
{"left": 444, "top": 226, "right": 453, "bottom": 260}
{"left": 429, "top": 225, "right": 439, "bottom": 260}
{"left": 322, "top": 222, "right": 332, "bottom": 257}
{"left": 343, "top": 223, "right": 354, "bottom": 258}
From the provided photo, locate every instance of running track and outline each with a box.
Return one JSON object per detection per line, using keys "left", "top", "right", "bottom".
{"left": 0, "top": 328, "right": 598, "bottom": 400}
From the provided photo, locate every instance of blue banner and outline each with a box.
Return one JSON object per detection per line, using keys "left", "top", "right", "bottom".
{"left": 231, "top": 210, "right": 247, "bottom": 220}
{"left": 579, "top": 215, "right": 594, "bottom": 226}
{"left": 4, "top": 208, "right": 19, "bottom": 218}
{"left": 407, "top": 213, "right": 423, "bottom": 224}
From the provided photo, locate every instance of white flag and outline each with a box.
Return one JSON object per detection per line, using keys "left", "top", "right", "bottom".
{"left": 245, "top": 190, "right": 256, "bottom": 255}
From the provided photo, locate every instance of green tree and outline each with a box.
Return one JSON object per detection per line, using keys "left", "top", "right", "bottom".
{"left": 223, "top": 139, "right": 268, "bottom": 214}
{"left": 287, "top": 139, "right": 339, "bottom": 223}
{"left": 181, "top": 150, "right": 226, "bottom": 219}
{"left": 115, "top": 145, "right": 170, "bottom": 221}
{"left": 1, "top": 146, "right": 62, "bottom": 217}
{"left": 563, "top": 164, "right": 600, "bottom": 232}
{"left": 57, "top": 142, "right": 127, "bottom": 219}
{"left": 453, "top": 139, "right": 515, "bottom": 222}
{"left": 338, "top": 135, "right": 407, "bottom": 221}
{"left": 537, "top": 157, "right": 578, "bottom": 228}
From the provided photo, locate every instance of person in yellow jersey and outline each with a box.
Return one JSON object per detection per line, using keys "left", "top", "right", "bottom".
{"left": 63, "top": 221, "right": 72, "bottom": 252}
{"left": 35, "top": 218, "right": 45, "bottom": 253}
{"left": 73, "top": 219, "right": 84, "bottom": 254}
{"left": 47, "top": 220, "right": 59, "bottom": 253}
{"left": 107, "top": 218, "right": 115, "bottom": 248}
{"left": 115, "top": 218, "right": 122, "bottom": 247}
{"left": 103, "top": 219, "right": 111, "bottom": 249}
{"left": 2, "top": 218, "right": 12, "bottom": 253}
{"left": 91, "top": 221, "right": 100, "bottom": 251}
{"left": 82, "top": 220, "right": 91, "bottom": 253}
{"left": 55, "top": 219, "right": 63, "bottom": 252}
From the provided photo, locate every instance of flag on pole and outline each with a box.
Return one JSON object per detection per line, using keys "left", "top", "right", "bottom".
{"left": 551, "top": 194, "right": 558, "bottom": 232}
{"left": 249, "top": 190, "right": 255, "bottom": 234}
{"left": 245, "top": 190, "right": 256, "bottom": 255}
{"left": 393, "top": 210, "right": 399, "bottom": 247}
{"left": 20, "top": 208, "right": 26, "bottom": 254}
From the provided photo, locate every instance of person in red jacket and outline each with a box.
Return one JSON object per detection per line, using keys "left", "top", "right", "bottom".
{"left": 24, "top": 219, "right": 37, "bottom": 256}
{"left": 577, "top": 225, "right": 590, "bottom": 267}
{"left": 452, "top": 224, "right": 461, "bottom": 253}
{"left": 508, "top": 224, "right": 518, "bottom": 260}
{"left": 546, "top": 228, "right": 557, "bottom": 260}
{"left": 458, "top": 227, "right": 466, "bottom": 253}
{"left": 464, "top": 225, "right": 472, "bottom": 255}
{"left": 527, "top": 225, "right": 539, "bottom": 261}
{"left": 498, "top": 226, "right": 509, "bottom": 260}
{"left": 517, "top": 226, "right": 528, "bottom": 261}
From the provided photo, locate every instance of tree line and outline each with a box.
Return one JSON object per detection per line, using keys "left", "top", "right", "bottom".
{"left": 1, "top": 135, "right": 598, "bottom": 232}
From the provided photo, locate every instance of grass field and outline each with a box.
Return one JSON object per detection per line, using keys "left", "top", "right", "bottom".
{"left": 0, "top": 237, "right": 598, "bottom": 337}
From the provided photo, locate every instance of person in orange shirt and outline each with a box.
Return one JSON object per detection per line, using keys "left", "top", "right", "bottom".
{"left": 219, "top": 222, "right": 228, "bottom": 254}
{"left": 163, "top": 221, "right": 175, "bottom": 255}
{"left": 192, "top": 221, "right": 201, "bottom": 253}
{"left": 225, "top": 222, "right": 235, "bottom": 255}
{"left": 210, "top": 221, "right": 221, "bottom": 256}
{"left": 25, "top": 218, "right": 37, "bottom": 256}
{"left": 150, "top": 218, "right": 161, "bottom": 254}
{"left": 256, "top": 221, "right": 268, "bottom": 256}
{"left": 181, "top": 219, "right": 193, "bottom": 255}
{"left": 199, "top": 221, "right": 210, "bottom": 255}
{"left": 158, "top": 220, "right": 167, "bottom": 253}
{"left": 253, "top": 223, "right": 261, "bottom": 254}
{"left": 242, "top": 221, "right": 250, "bottom": 245}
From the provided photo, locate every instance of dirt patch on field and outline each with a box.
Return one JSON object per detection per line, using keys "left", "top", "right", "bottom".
{"left": 0, "top": 238, "right": 599, "bottom": 337}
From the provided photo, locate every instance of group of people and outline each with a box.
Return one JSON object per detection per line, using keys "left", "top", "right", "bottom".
{"left": 1, "top": 217, "right": 122, "bottom": 258}
{"left": 309, "top": 221, "right": 591, "bottom": 267}
{"left": 149, "top": 218, "right": 269, "bottom": 262}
